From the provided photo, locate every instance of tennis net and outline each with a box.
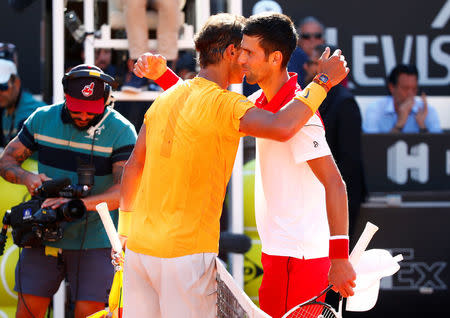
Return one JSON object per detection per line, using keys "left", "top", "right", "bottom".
{"left": 216, "top": 258, "right": 271, "bottom": 318}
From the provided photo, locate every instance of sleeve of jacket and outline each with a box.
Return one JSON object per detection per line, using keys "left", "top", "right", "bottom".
{"left": 336, "top": 97, "right": 366, "bottom": 209}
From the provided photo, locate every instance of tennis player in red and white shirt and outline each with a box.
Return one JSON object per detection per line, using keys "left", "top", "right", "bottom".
{"left": 132, "top": 13, "right": 356, "bottom": 318}
{"left": 250, "top": 75, "right": 343, "bottom": 316}
{"left": 240, "top": 14, "right": 355, "bottom": 318}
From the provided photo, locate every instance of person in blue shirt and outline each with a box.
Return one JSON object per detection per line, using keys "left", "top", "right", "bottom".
{"left": 363, "top": 64, "right": 442, "bottom": 133}
{"left": 0, "top": 64, "right": 137, "bottom": 318}
{"left": 287, "top": 46, "right": 309, "bottom": 88}
{"left": 0, "top": 58, "right": 46, "bottom": 147}
{"left": 288, "top": 16, "right": 325, "bottom": 89}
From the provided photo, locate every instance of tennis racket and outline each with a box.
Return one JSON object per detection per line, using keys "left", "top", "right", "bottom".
{"left": 282, "top": 222, "right": 379, "bottom": 318}
{"left": 96, "top": 202, "right": 124, "bottom": 270}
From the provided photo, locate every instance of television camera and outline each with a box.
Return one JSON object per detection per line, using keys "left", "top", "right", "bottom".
{"left": 0, "top": 164, "right": 95, "bottom": 255}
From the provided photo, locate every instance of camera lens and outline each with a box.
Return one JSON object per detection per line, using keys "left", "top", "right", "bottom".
{"left": 59, "top": 199, "right": 86, "bottom": 221}
{"left": 77, "top": 164, "right": 95, "bottom": 187}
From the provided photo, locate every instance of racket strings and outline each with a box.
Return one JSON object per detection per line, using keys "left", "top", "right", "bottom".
{"left": 285, "top": 304, "right": 338, "bottom": 318}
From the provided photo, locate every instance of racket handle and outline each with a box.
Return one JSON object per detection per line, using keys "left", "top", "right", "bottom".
{"left": 96, "top": 202, "right": 123, "bottom": 254}
{"left": 349, "top": 222, "right": 378, "bottom": 266}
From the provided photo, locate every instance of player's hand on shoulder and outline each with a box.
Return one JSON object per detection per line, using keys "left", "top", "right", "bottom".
{"left": 317, "top": 47, "right": 349, "bottom": 88}
{"left": 329, "top": 258, "right": 356, "bottom": 298}
{"left": 133, "top": 53, "right": 167, "bottom": 80}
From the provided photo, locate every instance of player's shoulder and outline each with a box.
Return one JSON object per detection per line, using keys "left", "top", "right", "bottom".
{"left": 288, "top": 113, "right": 325, "bottom": 143}
{"left": 215, "top": 88, "right": 254, "bottom": 108}
{"left": 305, "top": 113, "right": 325, "bottom": 128}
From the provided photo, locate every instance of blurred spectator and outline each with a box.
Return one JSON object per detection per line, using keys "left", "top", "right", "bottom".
{"left": 0, "top": 42, "right": 18, "bottom": 64}
{"left": 296, "top": 17, "right": 325, "bottom": 58}
{"left": 288, "top": 16, "right": 324, "bottom": 88}
{"left": 304, "top": 44, "right": 367, "bottom": 241}
{"left": 287, "top": 46, "right": 308, "bottom": 88}
{"left": 66, "top": 46, "right": 125, "bottom": 90}
{"left": 175, "top": 50, "right": 196, "bottom": 80}
{"left": 7, "top": 0, "right": 35, "bottom": 11}
{"left": 94, "top": 48, "right": 117, "bottom": 78}
{"left": 363, "top": 64, "right": 442, "bottom": 133}
{"left": 122, "top": 0, "right": 181, "bottom": 93}
{"left": 0, "top": 58, "right": 45, "bottom": 147}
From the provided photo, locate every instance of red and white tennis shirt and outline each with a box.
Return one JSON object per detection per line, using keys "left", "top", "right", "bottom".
{"left": 249, "top": 73, "right": 331, "bottom": 260}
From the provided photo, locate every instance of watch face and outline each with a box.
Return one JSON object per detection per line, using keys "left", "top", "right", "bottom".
{"left": 319, "top": 74, "right": 329, "bottom": 83}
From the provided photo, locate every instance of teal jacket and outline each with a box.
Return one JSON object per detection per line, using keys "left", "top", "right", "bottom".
{"left": 2, "top": 90, "right": 46, "bottom": 145}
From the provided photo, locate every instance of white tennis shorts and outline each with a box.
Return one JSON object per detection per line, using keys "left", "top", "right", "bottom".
{"left": 123, "top": 249, "right": 217, "bottom": 318}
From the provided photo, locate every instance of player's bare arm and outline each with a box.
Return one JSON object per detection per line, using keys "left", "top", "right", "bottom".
{"left": 239, "top": 103, "right": 312, "bottom": 141}
{"left": 308, "top": 156, "right": 348, "bottom": 236}
{"left": 118, "top": 124, "right": 146, "bottom": 250}
{"left": 0, "top": 136, "right": 49, "bottom": 193}
{"left": 308, "top": 155, "right": 356, "bottom": 297}
{"left": 240, "top": 48, "right": 349, "bottom": 141}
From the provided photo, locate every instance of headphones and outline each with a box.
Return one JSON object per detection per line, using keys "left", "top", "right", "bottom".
{"left": 62, "top": 64, "right": 118, "bottom": 107}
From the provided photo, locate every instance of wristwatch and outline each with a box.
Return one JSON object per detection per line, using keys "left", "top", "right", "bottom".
{"left": 313, "top": 73, "right": 333, "bottom": 92}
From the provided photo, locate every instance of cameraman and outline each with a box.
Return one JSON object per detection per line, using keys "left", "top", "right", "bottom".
{"left": 0, "top": 64, "right": 137, "bottom": 318}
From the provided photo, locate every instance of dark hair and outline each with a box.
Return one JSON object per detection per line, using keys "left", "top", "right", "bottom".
{"left": 243, "top": 12, "right": 298, "bottom": 68}
{"left": 194, "top": 13, "right": 246, "bottom": 68}
{"left": 388, "top": 64, "right": 418, "bottom": 86}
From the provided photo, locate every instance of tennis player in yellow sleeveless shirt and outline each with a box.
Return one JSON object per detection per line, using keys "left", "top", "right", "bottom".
{"left": 119, "top": 13, "right": 350, "bottom": 318}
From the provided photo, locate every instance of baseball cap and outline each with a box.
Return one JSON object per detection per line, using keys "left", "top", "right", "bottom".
{"left": 65, "top": 76, "right": 105, "bottom": 114}
{"left": 0, "top": 59, "right": 17, "bottom": 84}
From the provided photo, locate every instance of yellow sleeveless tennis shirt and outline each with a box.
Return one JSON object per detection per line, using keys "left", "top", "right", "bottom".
{"left": 127, "top": 77, "right": 254, "bottom": 258}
